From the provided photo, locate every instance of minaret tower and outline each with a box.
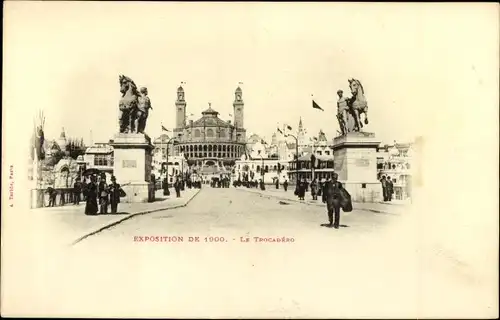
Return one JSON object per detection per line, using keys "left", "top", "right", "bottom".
{"left": 233, "top": 86, "right": 244, "bottom": 129}
{"left": 175, "top": 85, "right": 187, "bottom": 130}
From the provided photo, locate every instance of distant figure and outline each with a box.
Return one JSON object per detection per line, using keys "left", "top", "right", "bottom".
{"left": 275, "top": 178, "right": 279, "bottom": 189}
{"left": 98, "top": 174, "right": 109, "bottom": 214}
{"left": 386, "top": 176, "right": 394, "bottom": 201}
{"left": 59, "top": 189, "right": 66, "bottom": 206}
{"left": 283, "top": 179, "right": 288, "bottom": 192}
{"left": 108, "top": 175, "right": 125, "bottom": 214}
{"left": 84, "top": 176, "right": 99, "bottom": 215}
{"left": 297, "top": 178, "right": 307, "bottom": 200}
{"left": 310, "top": 178, "right": 318, "bottom": 200}
{"left": 47, "top": 187, "right": 57, "bottom": 207}
{"left": 73, "top": 177, "right": 82, "bottom": 205}
{"left": 380, "top": 175, "right": 388, "bottom": 201}
{"left": 163, "top": 178, "right": 169, "bottom": 196}
{"left": 259, "top": 178, "right": 266, "bottom": 191}
{"left": 317, "top": 177, "right": 324, "bottom": 198}
{"left": 174, "top": 177, "right": 181, "bottom": 198}
{"left": 323, "top": 173, "right": 343, "bottom": 229}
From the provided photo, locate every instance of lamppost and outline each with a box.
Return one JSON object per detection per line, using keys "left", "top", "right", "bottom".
{"left": 285, "top": 132, "right": 299, "bottom": 185}
{"left": 163, "top": 136, "right": 179, "bottom": 196}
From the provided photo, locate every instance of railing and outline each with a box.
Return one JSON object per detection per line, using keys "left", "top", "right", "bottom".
{"left": 31, "top": 187, "right": 85, "bottom": 208}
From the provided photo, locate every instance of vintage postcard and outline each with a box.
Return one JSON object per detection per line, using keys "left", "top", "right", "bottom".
{"left": 2, "top": 1, "right": 498, "bottom": 318}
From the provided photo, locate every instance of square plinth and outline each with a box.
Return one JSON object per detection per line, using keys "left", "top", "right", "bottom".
{"left": 332, "top": 132, "right": 382, "bottom": 202}
{"left": 110, "top": 133, "right": 155, "bottom": 203}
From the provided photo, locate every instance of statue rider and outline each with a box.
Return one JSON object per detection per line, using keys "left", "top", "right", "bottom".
{"left": 336, "top": 89, "right": 349, "bottom": 135}
{"left": 136, "top": 87, "right": 153, "bottom": 133}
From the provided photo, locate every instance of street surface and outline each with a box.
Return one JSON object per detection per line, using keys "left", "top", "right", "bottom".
{"left": 13, "top": 188, "right": 495, "bottom": 318}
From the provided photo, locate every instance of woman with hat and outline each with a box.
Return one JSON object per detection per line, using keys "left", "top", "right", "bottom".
{"left": 84, "top": 175, "right": 99, "bottom": 215}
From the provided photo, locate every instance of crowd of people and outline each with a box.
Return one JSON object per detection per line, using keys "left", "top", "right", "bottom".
{"left": 82, "top": 173, "right": 126, "bottom": 215}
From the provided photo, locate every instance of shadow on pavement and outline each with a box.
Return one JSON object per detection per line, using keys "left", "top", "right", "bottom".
{"left": 320, "top": 224, "right": 350, "bottom": 228}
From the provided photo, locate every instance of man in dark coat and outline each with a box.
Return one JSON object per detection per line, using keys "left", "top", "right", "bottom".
{"left": 283, "top": 179, "right": 288, "bottom": 192}
{"left": 386, "top": 176, "right": 394, "bottom": 201}
{"left": 310, "top": 178, "right": 318, "bottom": 200}
{"left": 73, "top": 177, "right": 82, "bottom": 205}
{"left": 108, "top": 175, "right": 124, "bottom": 214}
{"left": 380, "top": 175, "right": 388, "bottom": 201}
{"left": 174, "top": 177, "right": 181, "bottom": 198}
{"left": 47, "top": 187, "right": 57, "bottom": 207}
{"left": 163, "top": 177, "right": 169, "bottom": 196}
{"left": 97, "top": 174, "right": 109, "bottom": 214}
{"left": 297, "top": 178, "right": 307, "bottom": 200}
{"left": 324, "top": 173, "right": 343, "bottom": 229}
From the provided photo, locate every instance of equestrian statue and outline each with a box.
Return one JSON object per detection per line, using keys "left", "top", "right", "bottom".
{"left": 336, "top": 78, "right": 369, "bottom": 135}
{"left": 118, "top": 75, "right": 152, "bottom": 134}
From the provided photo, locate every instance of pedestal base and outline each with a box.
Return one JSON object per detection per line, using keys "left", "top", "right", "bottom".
{"left": 333, "top": 132, "right": 382, "bottom": 202}
{"left": 120, "top": 182, "right": 155, "bottom": 203}
{"left": 110, "top": 133, "right": 155, "bottom": 203}
{"left": 341, "top": 181, "right": 382, "bottom": 203}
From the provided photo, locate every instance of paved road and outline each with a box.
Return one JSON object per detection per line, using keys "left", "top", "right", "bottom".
{"left": 28, "top": 188, "right": 493, "bottom": 318}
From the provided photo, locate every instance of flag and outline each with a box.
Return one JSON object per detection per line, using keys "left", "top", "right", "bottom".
{"left": 162, "top": 125, "right": 170, "bottom": 132}
{"left": 277, "top": 128, "right": 283, "bottom": 134}
{"left": 312, "top": 100, "right": 324, "bottom": 111}
{"left": 286, "top": 125, "right": 293, "bottom": 131}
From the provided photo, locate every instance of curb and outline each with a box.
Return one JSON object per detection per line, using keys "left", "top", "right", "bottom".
{"left": 234, "top": 188, "right": 400, "bottom": 215}
{"left": 71, "top": 189, "right": 202, "bottom": 245}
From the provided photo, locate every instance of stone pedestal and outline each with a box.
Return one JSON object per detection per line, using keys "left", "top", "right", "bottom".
{"left": 109, "top": 133, "right": 155, "bottom": 203}
{"left": 332, "top": 132, "right": 382, "bottom": 202}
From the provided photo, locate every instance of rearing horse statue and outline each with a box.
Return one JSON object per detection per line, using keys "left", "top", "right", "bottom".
{"left": 118, "top": 75, "right": 140, "bottom": 133}
{"left": 348, "top": 78, "right": 369, "bottom": 131}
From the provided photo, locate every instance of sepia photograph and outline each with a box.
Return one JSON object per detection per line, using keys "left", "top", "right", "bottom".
{"left": 2, "top": 2, "right": 498, "bottom": 318}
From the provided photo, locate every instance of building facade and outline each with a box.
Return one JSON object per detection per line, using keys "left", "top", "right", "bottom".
{"left": 83, "top": 143, "right": 114, "bottom": 175}
{"left": 376, "top": 141, "right": 413, "bottom": 200}
{"left": 171, "top": 86, "right": 247, "bottom": 170}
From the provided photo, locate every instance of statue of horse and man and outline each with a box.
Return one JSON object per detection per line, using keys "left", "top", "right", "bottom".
{"left": 336, "top": 78, "right": 369, "bottom": 135}
{"left": 118, "top": 75, "right": 153, "bottom": 134}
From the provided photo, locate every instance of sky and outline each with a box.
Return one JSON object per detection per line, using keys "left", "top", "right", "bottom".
{"left": 4, "top": 2, "right": 498, "bottom": 147}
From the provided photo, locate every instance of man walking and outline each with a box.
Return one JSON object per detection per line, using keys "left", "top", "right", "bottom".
{"left": 324, "top": 173, "right": 343, "bottom": 229}
{"left": 380, "top": 175, "right": 388, "bottom": 201}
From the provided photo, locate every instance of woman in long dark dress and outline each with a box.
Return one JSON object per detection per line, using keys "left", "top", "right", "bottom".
{"left": 84, "top": 176, "right": 99, "bottom": 215}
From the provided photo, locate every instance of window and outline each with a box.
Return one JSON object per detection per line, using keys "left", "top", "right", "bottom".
{"left": 325, "top": 151, "right": 330, "bottom": 155}
{"left": 94, "top": 154, "right": 110, "bottom": 166}
{"left": 220, "top": 130, "right": 226, "bottom": 138}
{"left": 207, "top": 129, "right": 214, "bottom": 137}
{"left": 317, "top": 151, "right": 322, "bottom": 155}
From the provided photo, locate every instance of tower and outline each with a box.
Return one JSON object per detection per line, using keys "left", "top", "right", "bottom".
{"left": 297, "top": 117, "right": 306, "bottom": 147}
{"left": 175, "top": 86, "right": 187, "bottom": 129}
{"left": 233, "top": 86, "right": 244, "bottom": 128}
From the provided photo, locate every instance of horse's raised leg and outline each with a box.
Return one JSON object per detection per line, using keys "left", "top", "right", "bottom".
{"left": 352, "top": 109, "right": 361, "bottom": 131}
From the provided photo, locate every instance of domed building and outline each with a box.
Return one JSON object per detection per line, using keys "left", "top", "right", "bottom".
{"left": 171, "top": 85, "right": 247, "bottom": 175}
